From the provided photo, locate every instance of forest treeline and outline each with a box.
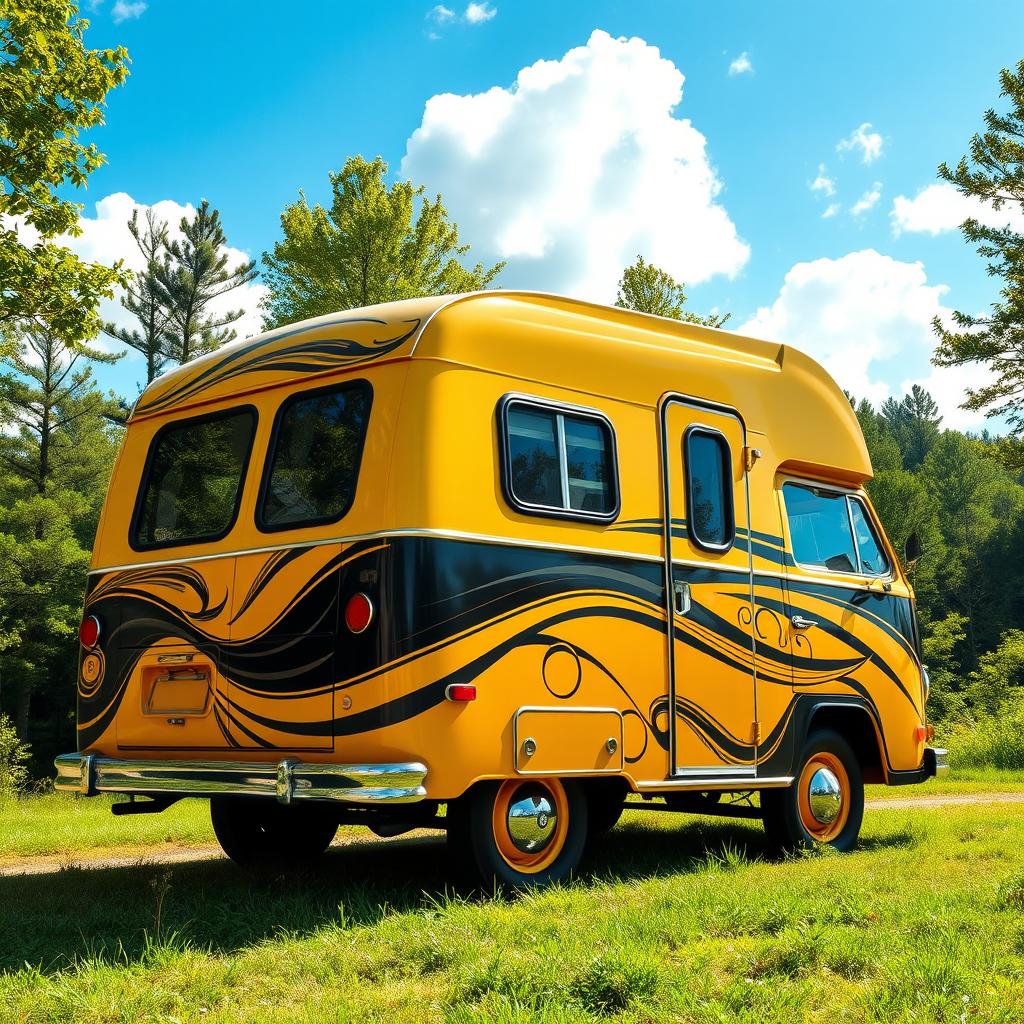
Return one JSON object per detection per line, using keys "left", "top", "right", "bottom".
{"left": 2, "top": 3, "right": 1024, "bottom": 777}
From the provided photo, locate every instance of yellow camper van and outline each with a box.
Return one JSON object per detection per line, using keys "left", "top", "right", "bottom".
{"left": 56, "top": 291, "right": 945, "bottom": 888}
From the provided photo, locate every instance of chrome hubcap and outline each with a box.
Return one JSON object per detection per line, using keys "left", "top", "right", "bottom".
{"left": 506, "top": 786, "right": 558, "bottom": 854}
{"left": 808, "top": 767, "right": 842, "bottom": 824}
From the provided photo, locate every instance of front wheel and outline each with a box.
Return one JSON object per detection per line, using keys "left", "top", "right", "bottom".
{"left": 761, "top": 730, "right": 864, "bottom": 855}
{"left": 447, "top": 777, "right": 588, "bottom": 891}
{"left": 210, "top": 797, "right": 338, "bottom": 867}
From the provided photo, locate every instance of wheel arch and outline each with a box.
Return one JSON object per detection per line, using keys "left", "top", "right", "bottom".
{"left": 805, "top": 701, "right": 886, "bottom": 784}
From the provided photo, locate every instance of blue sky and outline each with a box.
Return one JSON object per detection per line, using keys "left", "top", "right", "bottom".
{"left": 70, "top": 0, "right": 1024, "bottom": 428}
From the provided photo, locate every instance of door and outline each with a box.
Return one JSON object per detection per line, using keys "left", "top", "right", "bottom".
{"left": 661, "top": 397, "right": 758, "bottom": 777}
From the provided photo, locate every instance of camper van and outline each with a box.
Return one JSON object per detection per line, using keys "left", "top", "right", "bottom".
{"left": 56, "top": 291, "right": 945, "bottom": 888}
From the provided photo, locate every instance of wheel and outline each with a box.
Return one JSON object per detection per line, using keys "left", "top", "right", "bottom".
{"left": 446, "top": 777, "right": 588, "bottom": 891}
{"left": 585, "top": 778, "right": 628, "bottom": 844}
{"left": 761, "top": 729, "right": 864, "bottom": 855}
{"left": 210, "top": 797, "right": 338, "bottom": 867}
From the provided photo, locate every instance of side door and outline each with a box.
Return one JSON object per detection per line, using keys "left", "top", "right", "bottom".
{"left": 661, "top": 396, "right": 758, "bottom": 778}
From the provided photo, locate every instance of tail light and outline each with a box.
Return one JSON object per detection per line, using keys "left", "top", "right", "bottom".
{"left": 344, "top": 592, "right": 374, "bottom": 634}
{"left": 446, "top": 683, "right": 477, "bottom": 702}
{"left": 79, "top": 615, "right": 101, "bottom": 649}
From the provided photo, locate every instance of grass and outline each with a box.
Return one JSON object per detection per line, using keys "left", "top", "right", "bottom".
{"left": 2, "top": 796, "right": 1024, "bottom": 1022}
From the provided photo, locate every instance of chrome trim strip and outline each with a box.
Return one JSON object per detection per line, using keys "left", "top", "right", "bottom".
{"left": 637, "top": 775, "right": 794, "bottom": 791}
{"left": 54, "top": 754, "right": 428, "bottom": 805}
{"left": 89, "top": 526, "right": 666, "bottom": 575}
{"left": 673, "top": 766, "right": 757, "bottom": 778}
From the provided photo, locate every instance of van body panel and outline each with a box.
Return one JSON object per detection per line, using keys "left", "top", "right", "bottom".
{"left": 74, "top": 291, "right": 929, "bottom": 800}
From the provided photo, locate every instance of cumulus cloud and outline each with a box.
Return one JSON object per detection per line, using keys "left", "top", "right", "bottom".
{"left": 464, "top": 2, "right": 496, "bottom": 22}
{"left": 39, "top": 193, "right": 266, "bottom": 357}
{"left": 111, "top": 0, "right": 147, "bottom": 22}
{"left": 728, "top": 52, "right": 753, "bottom": 76}
{"left": 427, "top": 4, "right": 456, "bottom": 23}
{"left": 822, "top": 202, "right": 840, "bottom": 219}
{"left": 738, "top": 249, "right": 989, "bottom": 429}
{"left": 837, "top": 122, "right": 883, "bottom": 164}
{"left": 891, "top": 182, "right": 1024, "bottom": 236}
{"left": 810, "top": 164, "right": 835, "bottom": 197}
{"left": 851, "top": 182, "right": 882, "bottom": 216}
{"left": 402, "top": 29, "right": 749, "bottom": 301}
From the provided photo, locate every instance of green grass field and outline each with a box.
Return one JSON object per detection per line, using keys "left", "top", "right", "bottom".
{"left": 2, "top": 781, "right": 1024, "bottom": 1023}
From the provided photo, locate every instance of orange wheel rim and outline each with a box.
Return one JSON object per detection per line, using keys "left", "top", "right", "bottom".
{"left": 797, "top": 752, "right": 850, "bottom": 842}
{"left": 492, "top": 778, "right": 569, "bottom": 874}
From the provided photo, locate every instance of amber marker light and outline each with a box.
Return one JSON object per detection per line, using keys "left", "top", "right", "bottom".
{"left": 344, "top": 592, "right": 374, "bottom": 634}
{"left": 446, "top": 684, "right": 477, "bottom": 702}
{"left": 79, "top": 615, "right": 101, "bottom": 649}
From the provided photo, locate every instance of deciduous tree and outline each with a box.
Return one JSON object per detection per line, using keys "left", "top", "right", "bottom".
{"left": 614, "top": 256, "right": 730, "bottom": 328}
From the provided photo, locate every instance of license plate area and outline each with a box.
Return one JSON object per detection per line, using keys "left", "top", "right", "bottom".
{"left": 513, "top": 706, "right": 624, "bottom": 775}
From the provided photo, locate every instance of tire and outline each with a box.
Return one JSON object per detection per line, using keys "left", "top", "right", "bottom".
{"left": 761, "top": 729, "right": 864, "bottom": 855}
{"left": 210, "top": 797, "right": 338, "bottom": 867}
{"left": 446, "top": 777, "right": 588, "bottom": 891}
{"left": 585, "top": 778, "right": 627, "bottom": 844}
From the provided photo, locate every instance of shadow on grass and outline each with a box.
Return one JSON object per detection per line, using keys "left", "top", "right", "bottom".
{"left": 0, "top": 815, "right": 767, "bottom": 974}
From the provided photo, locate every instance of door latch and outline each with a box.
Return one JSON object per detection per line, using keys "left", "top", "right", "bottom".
{"left": 790, "top": 614, "right": 818, "bottom": 630}
{"left": 673, "top": 580, "right": 691, "bottom": 616}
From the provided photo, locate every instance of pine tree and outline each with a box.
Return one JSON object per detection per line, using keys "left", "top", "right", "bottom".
{"left": 105, "top": 208, "right": 174, "bottom": 384}
{"left": 262, "top": 156, "right": 504, "bottom": 328}
{"left": 880, "top": 385, "right": 942, "bottom": 470}
{"left": 615, "top": 255, "right": 730, "bottom": 327}
{"left": 154, "top": 201, "right": 257, "bottom": 364}
{"left": 932, "top": 60, "right": 1024, "bottom": 433}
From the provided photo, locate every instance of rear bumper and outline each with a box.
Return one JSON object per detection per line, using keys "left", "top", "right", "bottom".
{"left": 925, "top": 746, "right": 949, "bottom": 777}
{"left": 886, "top": 746, "right": 949, "bottom": 786}
{"left": 54, "top": 753, "right": 428, "bottom": 805}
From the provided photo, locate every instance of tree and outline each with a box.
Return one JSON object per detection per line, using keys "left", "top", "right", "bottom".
{"left": 932, "top": 60, "right": 1024, "bottom": 433}
{"left": 154, "top": 200, "right": 257, "bottom": 364}
{"left": 0, "top": 1, "right": 129, "bottom": 342}
{"left": 105, "top": 208, "right": 174, "bottom": 384}
{"left": 848, "top": 394, "right": 903, "bottom": 471}
{"left": 614, "top": 256, "right": 731, "bottom": 328}
{"left": 261, "top": 156, "right": 505, "bottom": 328}
{"left": 880, "top": 385, "right": 942, "bottom": 470}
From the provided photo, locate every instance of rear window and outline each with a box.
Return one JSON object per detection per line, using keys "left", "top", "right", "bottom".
{"left": 257, "top": 380, "right": 372, "bottom": 531}
{"left": 132, "top": 407, "right": 256, "bottom": 549}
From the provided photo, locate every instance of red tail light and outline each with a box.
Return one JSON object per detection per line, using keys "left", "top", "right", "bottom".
{"left": 79, "top": 615, "right": 101, "bottom": 649}
{"left": 344, "top": 593, "right": 374, "bottom": 634}
{"left": 446, "top": 683, "right": 477, "bottom": 702}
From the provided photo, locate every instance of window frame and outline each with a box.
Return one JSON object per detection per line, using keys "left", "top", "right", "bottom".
{"left": 781, "top": 479, "right": 893, "bottom": 579}
{"left": 683, "top": 424, "right": 736, "bottom": 554}
{"left": 130, "top": 404, "right": 259, "bottom": 552}
{"left": 497, "top": 393, "right": 620, "bottom": 524}
{"left": 255, "top": 377, "right": 374, "bottom": 534}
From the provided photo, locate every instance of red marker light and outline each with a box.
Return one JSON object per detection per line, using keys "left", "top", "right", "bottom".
{"left": 446, "top": 684, "right": 477, "bottom": 702}
{"left": 913, "top": 725, "right": 927, "bottom": 743}
{"left": 344, "top": 593, "right": 374, "bottom": 634}
{"left": 79, "top": 615, "right": 101, "bottom": 649}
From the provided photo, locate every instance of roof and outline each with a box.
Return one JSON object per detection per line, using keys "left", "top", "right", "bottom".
{"left": 133, "top": 290, "right": 871, "bottom": 483}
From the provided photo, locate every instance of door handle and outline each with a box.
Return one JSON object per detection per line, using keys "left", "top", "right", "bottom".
{"left": 673, "top": 580, "right": 691, "bottom": 616}
{"left": 790, "top": 614, "right": 817, "bottom": 630}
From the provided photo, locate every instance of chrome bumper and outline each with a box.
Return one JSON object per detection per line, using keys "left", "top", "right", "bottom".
{"left": 54, "top": 753, "right": 428, "bottom": 805}
{"left": 926, "top": 747, "right": 949, "bottom": 777}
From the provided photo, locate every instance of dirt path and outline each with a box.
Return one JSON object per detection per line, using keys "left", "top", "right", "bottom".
{"left": 2, "top": 792, "right": 1021, "bottom": 877}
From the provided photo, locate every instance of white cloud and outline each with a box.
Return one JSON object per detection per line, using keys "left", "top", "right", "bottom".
{"left": 851, "top": 182, "right": 882, "bottom": 216}
{"left": 837, "top": 122, "right": 883, "bottom": 164}
{"left": 810, "top": 163, "right": 835, "bottom": 197}
{"left": 427, "top": 4, "right": 456, "bottom": 23}
{"left": 464, "top": 2, "right": 496, "bottom": 22}
{"left": 728, "top": 52, "right": 753, "bottom": 76}
{"left": 822, "top": 202, "right": 840, "bottom": 219}
{"left": 738, "top": 249, "right": 990, "bottom": 429}
{"left": 111, "top": 0, "right": 147, "bottom": 22}
{"left": 401, "top": 29, "right": 749, "bottom": 302}
{"left": 891, "top": 182, "right": 1024, "bottom": 236}
{"left": 26, "top": 193, "right": 267, "bottom": 357}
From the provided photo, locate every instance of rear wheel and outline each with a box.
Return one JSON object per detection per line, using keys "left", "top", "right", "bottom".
{"left": 210, "top": 797, "right": 338, "bottom": 867}
{"left": 585, "top": 778, "right": 627, "bottom": 845}
{"left": 447, "top": 777, "right": 587, "bottom": 891}
{"left": 761, "top": 730, "right": 864, "bottom": 855}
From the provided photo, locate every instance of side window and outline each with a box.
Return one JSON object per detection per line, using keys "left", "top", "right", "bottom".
{"left": 133, "top": 407, "right": 256, "bottom": 549}
{"left": 849, "top": 499, "right": 890, "bottom": 575}
{"left": 502, "top": 399, "right": 617, "bottom": 520}
{"left": 258, "top": 380, "right": 372, "bottom": 531}
{"left": 685, "top": 427, "right": 734, "bottom": 551}
{"left": 783, "top": 483, "right": 890, "bottom": 576}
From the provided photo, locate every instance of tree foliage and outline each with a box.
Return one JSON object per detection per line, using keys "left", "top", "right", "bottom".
{"left": 0, "top": 1, "right": 129, "bottom": 342}
{"left": 933, "top": 60, "right": 1024, "bottom": 433}
{"left": 261, "top": 156, "right": 505, "bottom": 328}
{"left": 614, "top": 255, "right": 730, "bottom": 328}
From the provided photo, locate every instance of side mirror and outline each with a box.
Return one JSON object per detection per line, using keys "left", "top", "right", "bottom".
{"left": 904, "top": 530, "right": 922, "bottom": 566}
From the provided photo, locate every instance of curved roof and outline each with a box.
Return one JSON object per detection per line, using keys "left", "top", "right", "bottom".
{"left": 133, "top": 290, "right": 871, "bottom": 483}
